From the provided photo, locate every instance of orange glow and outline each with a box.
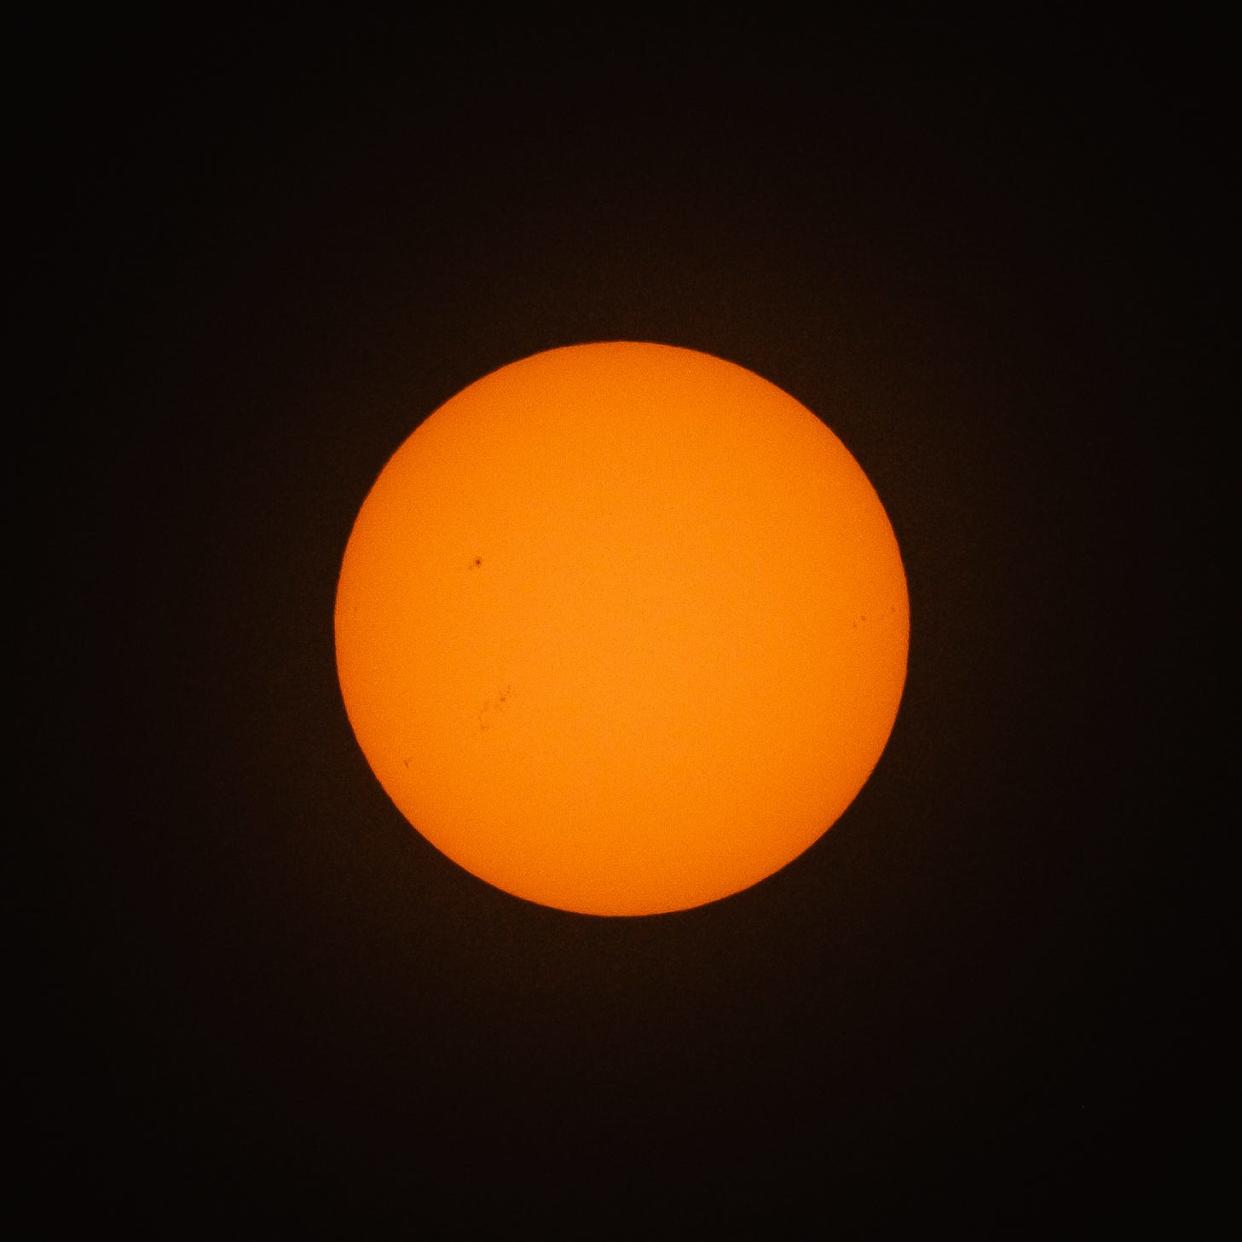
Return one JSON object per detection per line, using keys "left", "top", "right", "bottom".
{"left": 335, "top": 342, "right": 908, "bottom": 915}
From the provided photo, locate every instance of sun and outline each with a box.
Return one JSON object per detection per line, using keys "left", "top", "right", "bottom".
{"left": 335, "top": 342, "right": 908, "bottom": 915}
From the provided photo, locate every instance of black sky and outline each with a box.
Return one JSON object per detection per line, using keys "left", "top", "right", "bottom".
{"left": 25, "top": 14, "right": 1224, "bottom": 1236}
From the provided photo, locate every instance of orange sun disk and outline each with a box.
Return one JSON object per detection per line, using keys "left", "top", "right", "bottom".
{"left": 335, "top": 342, "right": 908, "bottom": 915}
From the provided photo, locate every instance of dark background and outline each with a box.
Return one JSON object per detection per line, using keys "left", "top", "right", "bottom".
{"left": 26, "top": 14, "right": 1224, "bottom": 1235}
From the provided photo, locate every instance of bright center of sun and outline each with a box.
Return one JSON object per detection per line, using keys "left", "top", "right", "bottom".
{"left": 335, "top": 341, "right": 908, "bottom": 916}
